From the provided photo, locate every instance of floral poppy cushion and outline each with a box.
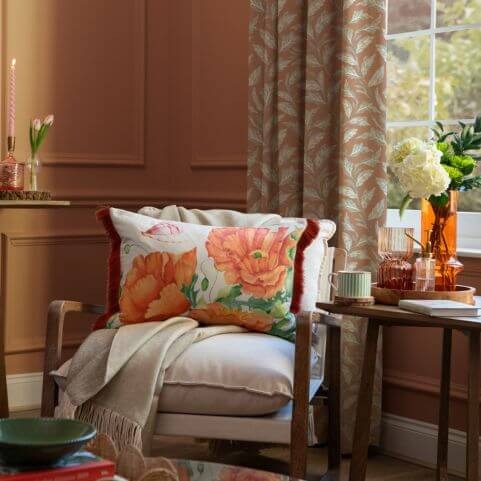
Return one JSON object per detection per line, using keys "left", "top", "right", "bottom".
{"left": 95, "top": 208, "right": 328, "bottom": 341}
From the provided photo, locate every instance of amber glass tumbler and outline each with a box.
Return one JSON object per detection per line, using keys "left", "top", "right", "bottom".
{"left": 377, "top": 227, "right": 414, "bottom": 290}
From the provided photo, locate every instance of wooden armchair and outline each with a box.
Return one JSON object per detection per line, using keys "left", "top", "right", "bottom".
{"left": 41, "top": 247, "right": 346, "bottom": 480}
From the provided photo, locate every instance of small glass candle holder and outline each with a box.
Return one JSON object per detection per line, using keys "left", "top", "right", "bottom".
{"left": 0, "top": 152, "right": 24, "bottom": 191}
{"left": 377, "top": 227, "right": 414, "bottom": 290}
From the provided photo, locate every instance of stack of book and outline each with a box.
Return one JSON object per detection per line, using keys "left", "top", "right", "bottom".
{"left": 398, "top": 299, "right": 481, "bottom": 317}
{"left": 0, "top": 452, "right": 115, "bottom": 481}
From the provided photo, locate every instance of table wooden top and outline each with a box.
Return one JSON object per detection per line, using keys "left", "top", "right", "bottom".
{"left": 317, "top": 298, "right": 481, "bottom": 330}
{"left": 0, "top": 200, "right": 70, "bottom": 207}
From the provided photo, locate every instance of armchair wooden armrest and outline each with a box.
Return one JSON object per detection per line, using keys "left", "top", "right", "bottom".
{"left": 41, "top": 300, "right": 104, "bottom": 417}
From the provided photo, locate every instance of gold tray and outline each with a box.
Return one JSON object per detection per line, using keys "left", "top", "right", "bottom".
{"left": 371, "top": 283, "right": 476, "bottom": 306}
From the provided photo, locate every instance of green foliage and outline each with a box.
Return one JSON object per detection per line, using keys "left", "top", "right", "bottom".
{"left": 433, "top": 127, "right": 455, "bottom": 143}
{"left": 451, "top": 121, "right": 481, "bottom": 155}
{"left": 459, "top": 175, "right": 481, "bottom": 192}
{"left": 399, "top": 194, "right": 413, "bottom": 218}
{"left": 432, "top": 118, "right": 481, "bottom": 191}
{"left": 429, "top": 192, "right": 450, "bottom": 208}
{"left": 434, "top": 117, "right": 481, "bottom": 156}
{"left": 451, "top": 155, "right": 476, "bottom": 175}
{"left": 442, "top": 164, "right": 464, "bottom": 185}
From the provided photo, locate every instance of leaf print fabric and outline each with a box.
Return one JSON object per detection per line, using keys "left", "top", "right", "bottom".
{"left": 247, "top": 0, "right": 387, "bottom": 452}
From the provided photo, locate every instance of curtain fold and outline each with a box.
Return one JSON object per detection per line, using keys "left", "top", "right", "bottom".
{"left": 247, "top": 0, "right": 386, "bottom": 452}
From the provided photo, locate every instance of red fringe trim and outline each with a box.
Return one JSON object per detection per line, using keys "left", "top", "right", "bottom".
{"left": 93, "top": 207, "right": 121, "bottom": 330}
{"left": 291, "top": 219, "right": 320, "bottom": 314}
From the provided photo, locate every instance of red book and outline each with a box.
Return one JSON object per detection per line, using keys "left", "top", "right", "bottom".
{"left": 0, "top": 453, "right": 115, "bottom": 481}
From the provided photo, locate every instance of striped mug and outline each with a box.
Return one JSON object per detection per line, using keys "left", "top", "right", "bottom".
{"left": 328, "top": 271, "right": 371, "bottom": 298}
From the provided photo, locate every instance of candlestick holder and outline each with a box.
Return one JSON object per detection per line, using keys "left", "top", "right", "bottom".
{"left": 0, "top": 137, "right": 24, "bottom": 191}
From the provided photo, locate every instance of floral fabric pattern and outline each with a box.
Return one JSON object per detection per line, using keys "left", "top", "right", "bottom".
{"left": 120, "top": 250, "right": 196, "bottom": 324}
{"left": 206, "top": 226, "right": 299, "bottom": 298}
{"left": 247, "top": 0, "right": 386, "bottom": 451}
{"left": 100, "top": 209, "right": 308, "bottom": 341}
{"left": 174, "top": 460, "right": 288, "bottom": 481}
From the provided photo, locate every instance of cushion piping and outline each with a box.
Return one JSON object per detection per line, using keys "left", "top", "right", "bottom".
{"left": 162, "top": 380, "right": 293, "bottom": 399}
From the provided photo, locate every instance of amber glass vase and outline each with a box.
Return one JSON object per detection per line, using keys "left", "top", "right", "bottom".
{"left": 421, "top": 191, "right": 463, "bottom": 291}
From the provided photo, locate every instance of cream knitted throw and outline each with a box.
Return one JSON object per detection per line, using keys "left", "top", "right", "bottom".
{"left": 54, "top": 317, "right": 245, "bottom": 453}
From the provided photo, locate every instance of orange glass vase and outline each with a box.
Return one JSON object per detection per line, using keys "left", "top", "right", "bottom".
{"left": 421, "top": 191, "right": 463, "bottom": 291}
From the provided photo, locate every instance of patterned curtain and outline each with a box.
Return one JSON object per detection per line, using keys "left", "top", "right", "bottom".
{"left": 247, "top": 0, "right": 386, "bottom": 451}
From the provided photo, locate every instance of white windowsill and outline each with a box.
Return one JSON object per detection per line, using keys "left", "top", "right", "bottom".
{"left": 387, "top": 209, "right": 481, "bottom": 258}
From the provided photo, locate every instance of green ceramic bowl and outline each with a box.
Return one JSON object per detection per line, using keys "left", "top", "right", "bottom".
{"left": 0, "top": 418, "right": 96, "bottom": 467}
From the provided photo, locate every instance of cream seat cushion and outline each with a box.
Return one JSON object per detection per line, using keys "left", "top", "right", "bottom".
{"left": 158, "top": 332, "right": 299, "bottom": 416}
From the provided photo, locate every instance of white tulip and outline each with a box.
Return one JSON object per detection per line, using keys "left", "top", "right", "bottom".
{"left": 44, "top": 114, "right": 54, "bottom": 126}
{"left": 32, "top": 119, "right": 41, "bottom": 131}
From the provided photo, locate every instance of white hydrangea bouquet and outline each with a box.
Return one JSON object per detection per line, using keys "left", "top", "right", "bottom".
{"left": 390, "top": 138, "right": 450, "bottom": 214}
{"left": 390, "top": 116, "right": 481, "bottom": 216}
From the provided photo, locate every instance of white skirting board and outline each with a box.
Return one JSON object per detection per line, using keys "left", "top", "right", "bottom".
{"left": 6, "top": 373, "right": 481, "bottom": 479}
{"left": 7, "top": 372, "right": 43, "bottom": 413}
{"left": 381, "top": 413, "right": 481, "bottom": 478}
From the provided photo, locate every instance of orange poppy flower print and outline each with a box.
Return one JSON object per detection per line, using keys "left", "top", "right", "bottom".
{"left": 217, "top": 467, "right": 281, "bottom": 481}
{"left": 120, "top": 249, "right": 196, "bottom": 324}
{"left": 189, "top": 302, "right": 274, "bottom": 333}
{"left": 205, "top": 226, "right": 299, "bottom": 299}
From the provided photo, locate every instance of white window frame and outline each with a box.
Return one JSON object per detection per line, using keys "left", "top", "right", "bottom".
{"left": 386, "top": 0, "right": 481, "bottom": 256}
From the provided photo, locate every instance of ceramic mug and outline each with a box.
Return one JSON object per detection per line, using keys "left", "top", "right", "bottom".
{"left": 328, "top": 271, "right": 372, "bottom": 298}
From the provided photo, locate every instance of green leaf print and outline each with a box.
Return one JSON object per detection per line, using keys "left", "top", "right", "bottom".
{"left": 201, "top": 277, "right": 209, "bottom": 291}
{"left": 215, "top": 284, "right": 242, "bottom": 308}
{"left": 181, "top": 273, "right": 199, "bottom": 307}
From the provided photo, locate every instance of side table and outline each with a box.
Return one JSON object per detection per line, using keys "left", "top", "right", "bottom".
{"left": 317, "top": 299, "right": 481, "bottom": 481}
{"left": 0, "top": 200, "right": 70, "bottom": 418}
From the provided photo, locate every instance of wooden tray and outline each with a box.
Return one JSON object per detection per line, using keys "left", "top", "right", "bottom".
{"left": 371, "top": 283, "right": 476, "bottom": 306}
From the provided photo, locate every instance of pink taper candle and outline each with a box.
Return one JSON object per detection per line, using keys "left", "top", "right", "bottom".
{"left": 7, "top": 58, "right": 16, "bottom": 139}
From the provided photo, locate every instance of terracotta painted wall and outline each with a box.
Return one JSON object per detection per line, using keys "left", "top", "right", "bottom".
{"left": 0, "top": 0, "right": 249, "bottom": 389}
{"left": 2, "top": 0, "right": 479, "bottom": 430}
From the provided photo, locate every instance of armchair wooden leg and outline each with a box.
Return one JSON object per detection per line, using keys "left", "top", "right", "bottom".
{"left": 327, "top": 325, "right": 341, "bottom": 473}
{"left": 290, "top": 312, "right": 313, "bottom": 479}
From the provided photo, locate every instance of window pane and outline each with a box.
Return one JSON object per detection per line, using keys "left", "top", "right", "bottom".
{"left": 435, "top": 30, "right": 481, "bottom": 119}
{"left": 387, "top": 126, "right": 431, "bottom": 209}
{"left": 437, "top": 0, "right": 481, "bottom": 27}
{"left": 388, "top": 0, "right": 431, "bottom": 34}
{"left": 459, "top": 174, "right": 481, "bottom": 211}
{"left": 388, "top": 37, "right": 430, "bottom": 122}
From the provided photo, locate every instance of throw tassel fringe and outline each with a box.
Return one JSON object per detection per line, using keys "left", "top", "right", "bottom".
{"left": 77, "top": 401, "right": 143, "bottom": 452}
{"left": 308, "top": 405, "right": 319, "bottom": 446}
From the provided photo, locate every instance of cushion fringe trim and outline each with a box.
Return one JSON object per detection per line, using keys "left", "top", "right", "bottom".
{"left": 291, "top": 219, "right": 320, "bottom": 314}
{"left": 94, "top": 207, "right": 121, "bottom": 330}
